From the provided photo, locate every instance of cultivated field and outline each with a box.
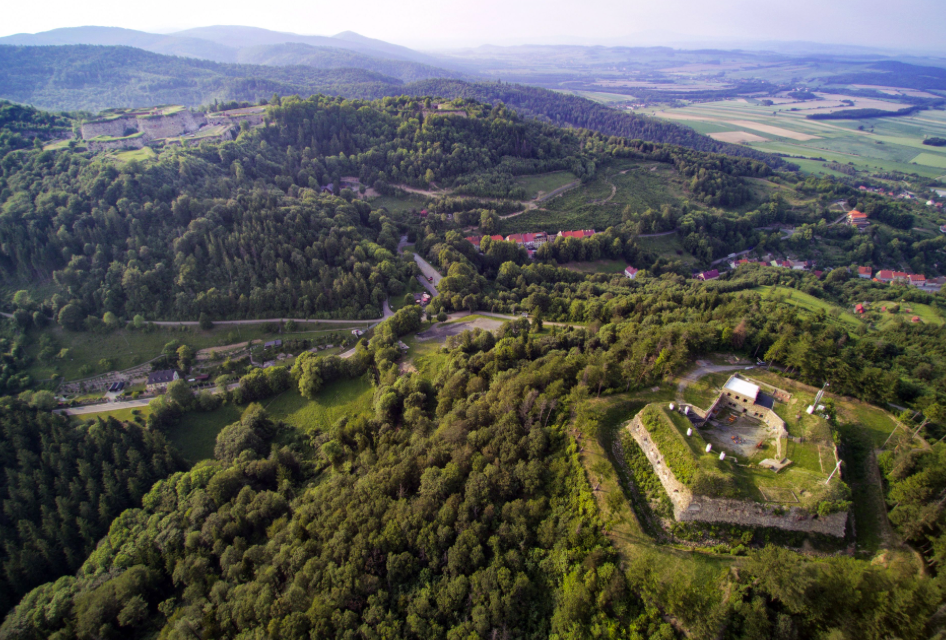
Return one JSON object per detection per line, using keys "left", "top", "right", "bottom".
{"left": 655, "top": 96, "right": 946, "bottom": 179}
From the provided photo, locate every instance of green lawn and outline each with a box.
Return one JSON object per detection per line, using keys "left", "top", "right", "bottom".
{"left": 264, "top": 377, "right": 374, "bottom": 432}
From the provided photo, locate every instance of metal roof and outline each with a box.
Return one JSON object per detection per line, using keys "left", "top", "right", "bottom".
{"left": 724, "top": 376, "right": 759, "bottom": 399}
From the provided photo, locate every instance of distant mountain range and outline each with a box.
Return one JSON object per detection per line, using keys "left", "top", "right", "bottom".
{"left": 0, "top": 25, "right": 470, "bottom": 82}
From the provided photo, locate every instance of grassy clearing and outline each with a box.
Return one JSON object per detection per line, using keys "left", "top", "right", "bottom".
{"left": 514, "top": 171, "right": 577, "bottom": 199}
{"left": 403, "top": 335, "right": 449, "bottom": 380}
{"left": 370, "top": 194, "right": 428, "bottom": 215}
{"left": 25, "top": 324, "right": 284, "bottom": 382}
{"left": 111, "top": 147, "right": 156, "bottom": 163}
{"left": 265, "top": 377, "right": 374, "bottom": 432}
{"left": 500, "top": 163, "right": 682, "bottom": 234}
{"left": 742, "top": 285, "right": 863, "bottom": 329}
{"left": 166, "top": 403, "right": 242, "bottom": 462}
{"left": 559, "top": 259, "right": 628, "bottom": 275}
{"left": 871, "top": 300, "right": 945, "bottom": 329}
{"left": 72, "top": 405, "right": 152, "bottom": 425}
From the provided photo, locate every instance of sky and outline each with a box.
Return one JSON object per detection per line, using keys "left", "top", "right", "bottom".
{"left": 3, "top": 0, "right": 945, "bottom": 53}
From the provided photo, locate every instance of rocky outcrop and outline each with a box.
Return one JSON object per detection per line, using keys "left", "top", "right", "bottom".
{"left": 627, "top": 412, "right": 848, "bottom": 537}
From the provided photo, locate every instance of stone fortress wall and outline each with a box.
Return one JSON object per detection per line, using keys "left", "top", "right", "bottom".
{"left": 80, "top": 116, "right": 139, "bottom": 139}
{"left": 79, "top": 106, "right": 259, "bottom": 150}
{"left": 626, "top": 410, "right": 848, "bottom": 537}
{"left": 137, "top": 110, "right": 206, "bottom": 139}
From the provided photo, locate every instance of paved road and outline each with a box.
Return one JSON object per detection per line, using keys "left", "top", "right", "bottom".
{"left": 61, "top": 398, "right": 153, "bottom": 415}
{"left": 412, "top": 253, "right": 442, "bottom": 296}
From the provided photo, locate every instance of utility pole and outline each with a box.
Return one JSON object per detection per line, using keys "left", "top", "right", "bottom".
{"left": 825, "top": 459, "right": 842, "bottom": 484}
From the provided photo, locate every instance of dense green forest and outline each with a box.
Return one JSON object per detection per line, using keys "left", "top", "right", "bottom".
{"left": 0, "top": 45, "right": 408, "bottom": 111}
{"left": 0, "top": 401, "right": 182, "bottom": 614}
{"left": 2, "top": 275, "right": 945, "bottom": 638}
{"left": 2, "top": 89, "right": 946, "bottom": 639}
{"left": 0, "top": 94, "right": 771, "bottom": 330}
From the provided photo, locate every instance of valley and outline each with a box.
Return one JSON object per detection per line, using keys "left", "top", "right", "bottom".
{"left": 1, "top": 22, "right": 946, "bottom": 638}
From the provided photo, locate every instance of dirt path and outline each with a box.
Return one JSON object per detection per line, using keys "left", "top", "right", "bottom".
{"left": 676, "top": 363, "right": 747, "bottom": 403}
{"left": 393, "top": 184, "right": 449, "bottom": 197}
{"left": 499, "top": 180, "right": 581, "bottom": 219}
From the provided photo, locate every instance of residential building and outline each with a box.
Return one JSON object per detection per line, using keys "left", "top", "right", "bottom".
{"left": 147, "top": 370, "right": 179, "bottom": 393}
{"left": 697, "top": 269, "right": 719, "bottom": 281}
{"left": 857, "top": 266, "right": 872, "bottom": 278}
{"left": 624, "top": 266, "right": 639, "bottom": 279}
{"left": 847, "top": 210, "right": 869, "bottom": 228}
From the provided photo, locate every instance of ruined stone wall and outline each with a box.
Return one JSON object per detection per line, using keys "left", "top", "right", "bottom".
{"left": 81, "top": 117, "right": 138, "bottom": 139}
{"left": 137, "top": 111, "right": 206, "bottom": 139}
{"left": 87, "top": 137, "right": 145, "bottom": 152}
{"left": 626, "top": 410, "right": 848, "bottom": 537}
{"left": 206, "top": 112, "right": 264, "bottom": 127}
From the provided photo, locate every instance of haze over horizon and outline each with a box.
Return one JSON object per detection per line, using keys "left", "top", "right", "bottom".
{"left": 3, "top": 0, "right": 945, "bottom": 54}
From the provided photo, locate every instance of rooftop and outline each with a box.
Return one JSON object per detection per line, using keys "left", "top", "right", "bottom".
{"left": 724, "top": 376, "right": 760, "bottom": 400}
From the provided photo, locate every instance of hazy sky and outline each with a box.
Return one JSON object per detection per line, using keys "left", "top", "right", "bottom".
{"left": 4, "top": 0, "right": 945, "bottom": 52}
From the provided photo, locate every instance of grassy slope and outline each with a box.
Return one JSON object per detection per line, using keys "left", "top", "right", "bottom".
{"left": 264, "top": 377, "right": 374, "bottom": 432}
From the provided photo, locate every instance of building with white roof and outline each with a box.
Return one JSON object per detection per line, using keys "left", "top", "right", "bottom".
{"left": 723, "top": 377, "right": 759, "bottom": 404}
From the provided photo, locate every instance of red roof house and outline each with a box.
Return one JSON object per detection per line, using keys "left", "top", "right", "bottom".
{"left": 857, "top": 266, "right": 872, "bottom": 278}
{"left": 697, "top": 269, "right": 719, "bottom": 281}
{"left": 624, "top": 266, "right": 639, "bottom": 279}
{"left": 855, "top": 304, "right": 865, "bottom": 314}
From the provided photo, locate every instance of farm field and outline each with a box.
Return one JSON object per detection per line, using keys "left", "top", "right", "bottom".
{"left": 654, "top": 97, "right": 946, "bottom": 180}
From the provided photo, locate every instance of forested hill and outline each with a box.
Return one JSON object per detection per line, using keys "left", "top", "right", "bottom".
{"left": 0, "top": 45, "right": 406, "bottom": 111}
{"left": 0, "top": 44, "right": 788, "bottom": 168}
{"left": 0, "top": 100, "right": 73, "bottom": 156}
{"left": 399, "top": 80, "right": 793, "bottom": 169}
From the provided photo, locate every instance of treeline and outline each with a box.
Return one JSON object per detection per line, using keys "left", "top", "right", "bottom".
{"left": 401, "top": 80, "right": 794, "bottom": 169}
{"left": 0, "top": 45, "right": 406, "bottom": 112}
{"left": 0, "top": 401, "right": 182, "bottom": 615}
{"left": 3, "top": 289, "right": 943, "bottom": 637}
